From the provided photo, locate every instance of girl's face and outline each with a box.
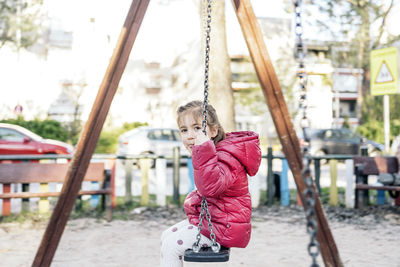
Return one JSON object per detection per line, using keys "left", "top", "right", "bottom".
{"left": 178, "top": 113, "right": 218, "bottom": 154}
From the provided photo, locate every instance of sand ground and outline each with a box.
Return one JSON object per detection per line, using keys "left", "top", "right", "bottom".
{"left": 1, "top": 206, "right": 400, "bottom": 267}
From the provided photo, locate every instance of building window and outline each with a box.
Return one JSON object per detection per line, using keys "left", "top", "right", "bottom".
{"left": 339, "top": 100, "right": 356, "bottom": 118}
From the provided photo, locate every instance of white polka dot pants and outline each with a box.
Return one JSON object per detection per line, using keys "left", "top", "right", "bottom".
{"left": 160, "top": 219, "right": 213, "bottom": 267}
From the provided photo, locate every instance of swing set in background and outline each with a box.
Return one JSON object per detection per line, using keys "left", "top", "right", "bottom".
{"left": 31, "top": 1, "right": 343, "bottom": 267}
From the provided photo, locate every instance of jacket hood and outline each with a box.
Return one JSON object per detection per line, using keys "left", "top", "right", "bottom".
{"left": 216, "top": 131, "right": 261, "bottom": 176}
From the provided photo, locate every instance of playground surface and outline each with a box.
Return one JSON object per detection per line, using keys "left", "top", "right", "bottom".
{"left": 1, "top": 206, "right": 399, "bottom": 267}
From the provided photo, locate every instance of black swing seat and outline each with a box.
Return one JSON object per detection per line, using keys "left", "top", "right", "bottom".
{"left": 184, "top": 246, "right": 230, "bottom": 262}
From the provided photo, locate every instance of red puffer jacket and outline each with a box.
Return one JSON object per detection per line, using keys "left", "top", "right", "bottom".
{"left": 184, "top": 131, "right": 261, "bottom": 248}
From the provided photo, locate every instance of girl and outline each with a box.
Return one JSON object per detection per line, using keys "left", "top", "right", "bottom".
{"left": 160, "top": 100, "right": 261, "bottom": 267}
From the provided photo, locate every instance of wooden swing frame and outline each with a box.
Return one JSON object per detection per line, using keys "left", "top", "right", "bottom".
{"left": 31, "top": 1, "right": 343, "bottom": 266}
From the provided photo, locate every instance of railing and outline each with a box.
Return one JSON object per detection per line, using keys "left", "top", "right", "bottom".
{"left": 0, "top": 154, "right": 118, "bottom": 216}
{"left": 261, "top": 147, "right": 356, "bottom": 207}
{"left": 0, "top": 146, "right": 394, "bottom": 216}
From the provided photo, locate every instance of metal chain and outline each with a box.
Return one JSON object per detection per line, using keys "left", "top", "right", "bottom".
{"left": 192, "top": 199, "right": 205, "bottom": 253}
{"left": 202, "top": 0, "right": 212, "bottom": 135}
{"left": 192, "top": 0, "right": 221, "bottom": 254}
{"left": 293, "top": 1, "right": 320, "bottom": 266}
{"left": 294, "top": 0, "right": 308, "bottom": 131}
{"left": 193, "top": 197, "right": 220, "bottom": 253}
{"left": 303, "top": 165, "right": 320, "bottom": 267}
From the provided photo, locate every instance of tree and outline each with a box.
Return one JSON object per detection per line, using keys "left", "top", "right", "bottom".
{"left": 196, "top": 0, "right": 236, "bottom": 132}
{"left": 309, "top": 0, "right": 400, "bottom": 144}
{"left": 342, "top": 115, "right": 350, "bottom": 129}
{"left": 357, "top": 93, "right": 400, "bottom": 143}
{"left": 66, "top": 82, "right": 85, "bottom": 144}
{"left": 0, "top": 0, "right": 44, "bottom": 50}
{"left": 310, "top": 0, "right": 400, "bottom": 121}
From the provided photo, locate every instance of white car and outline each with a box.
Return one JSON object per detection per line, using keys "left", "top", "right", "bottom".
{"left": 117, "top": 127, "right": 188, "bottom": 163}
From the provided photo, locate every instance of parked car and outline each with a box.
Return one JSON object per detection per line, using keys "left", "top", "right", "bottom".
{"left": 117, "top": 127, "right": 188, "bottom": 165}
{"left": 299, "top": 128, "right": 384, "bottom": 156}
{"left": 0, "top": 123, "right": 74, "bottom": 155}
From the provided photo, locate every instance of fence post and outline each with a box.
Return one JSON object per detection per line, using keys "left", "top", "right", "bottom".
{"left": 107, "top": 158, "right": 117, "bottom": 208}
{"left": 187, "top": 158, "right": 195, "bottom": 193}
{"left": 360, "top": 146, "right": 369, "bottom": 205}
{"left": 22, "top": 183, "right": 30, "bottom": 212}
{"left": 329, "top": 159, "right": 338, "bottom": 206}
{"left": 38, "top": 183, "right": 50, "bottom": 214}
{"left": 314, "top": 159, "right": 321, "bottom": 195}
{"left": 345, "top": 159, "right": 354, "bottom": 208}
{"left": 139, "top": 158, "right": 151, "bottom": 206}
{"left": 267, "top": 147, "right": 274, "bottom": 206}
{"left": 124, "top": 159, "right": 134, "bottom": 205}
{"left": 280, "top": 158, "right": 290, "bottom": 206}
{"left": 21, "top": 159, "right": 31, "bottom": 212}
{"left": 173, "top": 147, "right": 181, "bottom": 206}
{"left": 377, "top": 188, "right": 386, "bottom": 205}
{"left": 156, "top": 158, "right": 167, "bottom": 207}
{"left": 2, "top": 184, "right": 11, "bottom": 216}
{"left": 90, "top": 182, "right": 100, "bottom": 208}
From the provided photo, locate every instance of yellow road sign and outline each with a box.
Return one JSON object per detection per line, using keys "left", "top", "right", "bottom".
{"left": 370, "top": 47, "right": 399, "bottom": 96}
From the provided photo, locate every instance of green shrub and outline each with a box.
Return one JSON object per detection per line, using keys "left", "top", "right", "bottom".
{"left": 357, "top": 120, "right": 384, "bottom": 144}
{"left": 0, "top": 117, "right": 69, "bottom": 142}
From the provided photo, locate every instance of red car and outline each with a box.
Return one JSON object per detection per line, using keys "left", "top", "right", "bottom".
{"left": 0, "top": 123, "right": 74, "bottom": 155}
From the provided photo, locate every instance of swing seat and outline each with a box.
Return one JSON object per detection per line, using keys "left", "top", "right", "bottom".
{"left": 184, "top": 246, "right": 230, "bottom": 262}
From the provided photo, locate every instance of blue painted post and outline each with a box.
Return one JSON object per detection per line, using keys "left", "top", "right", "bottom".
{"left": 187, "top": 158, "right": 195, "bottom": 193}
{"left": 377, "top": 190, "right": 386, "bottom": 205}
{"left": 90, "top": 182, "right": 100, "bottom": 208}
{"left": 280, "top": 158, "right": 290, "bottom": 206}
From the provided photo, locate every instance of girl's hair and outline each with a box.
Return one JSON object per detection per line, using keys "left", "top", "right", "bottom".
{"left": 177, "top": 100, "right": 226, "bottom": 144}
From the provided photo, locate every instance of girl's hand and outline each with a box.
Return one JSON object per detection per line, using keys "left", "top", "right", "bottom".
{"left": 194, "top": 130, "right": 210, "bottom": 146}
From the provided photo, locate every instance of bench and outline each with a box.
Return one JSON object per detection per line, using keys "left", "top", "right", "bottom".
{"left": 0, "top": 162, "right": 112, "bottom": 220}
{"left": 353, "top": 156, "right": 400, "bottom": 208}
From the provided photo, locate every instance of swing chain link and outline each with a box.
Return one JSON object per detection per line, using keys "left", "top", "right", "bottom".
{"left": 202, "top": 0, "right": 212, "bottom": 135}
{"left": 192, "top": 0, "right": 221, "bottom": 254}
{"left": 193, "top": 197, "right": 221, "bottom": 253}
{"left": 192, "top": 198, "right": 205, "bottom": 253}
{"left": 294, "top": 1, "right": 320, "bottom": 266}
{"left": 203, "top": 197, "right": 221, "bottom": 252}
{"left": 294, "top": 0, "right": 308, "bottom": 130}
{"left": 302, "top": 157, "right": 320, "bottom": 267}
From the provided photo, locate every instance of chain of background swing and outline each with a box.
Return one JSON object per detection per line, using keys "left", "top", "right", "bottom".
{"left": 294, "top": 1, "right": 320, "bottom": 266}
{"left": 192, "top": 0, "right": 221, "bottom": 254}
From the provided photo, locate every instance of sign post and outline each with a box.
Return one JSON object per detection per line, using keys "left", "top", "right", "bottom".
{"left": 370, "top": 47, "right": 399, "bottom": 152}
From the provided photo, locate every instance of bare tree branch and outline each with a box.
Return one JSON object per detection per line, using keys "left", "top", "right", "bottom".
{"left": 373, "top": 0, "right": 394, "bottom": 49}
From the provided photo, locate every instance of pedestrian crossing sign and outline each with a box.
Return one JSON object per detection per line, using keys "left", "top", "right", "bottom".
{"left": 370, "top": 47, "right": 399, "bottom": 96}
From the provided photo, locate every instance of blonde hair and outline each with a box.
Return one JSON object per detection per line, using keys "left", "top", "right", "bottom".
{"left": 177, "top": 100, "right": 226, "bottom": 145}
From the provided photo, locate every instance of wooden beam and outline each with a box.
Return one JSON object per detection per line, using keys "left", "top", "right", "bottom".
{"left": 31, "top": 1, "right": 150, "bottom": 266}
{"left": 0, "top": 162, "right": 105, "bottom": 183}
{"left": 0, "top": 189, "right": 112, "bottom": 199}
{"left": 356, "top": 184, "right": 400, "bottom": 191}
{"left": 231, "top": 1, "right": 343, "bottom": 266}
{"left": 353, "top": 156, "right": 399, "bottom": 175}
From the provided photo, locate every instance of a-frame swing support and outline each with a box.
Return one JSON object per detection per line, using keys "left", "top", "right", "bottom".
{"left": 232, "top": 1, "right": 342, "bottom": 266}
{"left": 32, "top": 1, "right": 343, "bottom": 266}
